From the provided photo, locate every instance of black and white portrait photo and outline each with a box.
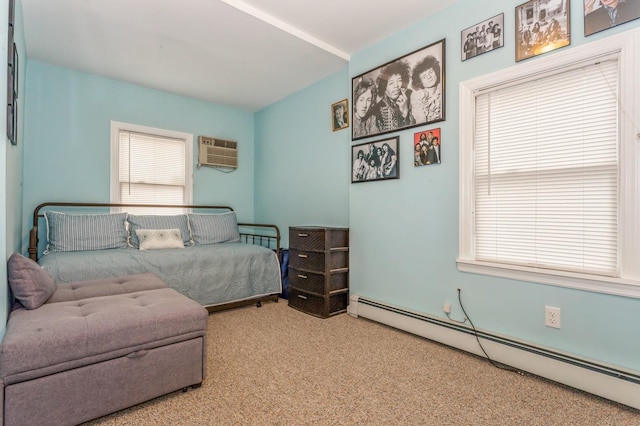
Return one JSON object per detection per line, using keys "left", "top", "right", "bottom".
{"left": 516, "top": 0, "right": 571, "bottom": 62}
{"left": 461, "top": 14, "right": 505, "bottom": 61}
{"left": 584, "top": 0, "right": 640, "bottom": 36}
{"left": 351, "top": 39, "right": 445, "bottom": 141}
{"left": 351, "top": 137, "right": 400, "bottom": 183}
{"left": 331, "top": 99, "right": 349, "bottom": 131}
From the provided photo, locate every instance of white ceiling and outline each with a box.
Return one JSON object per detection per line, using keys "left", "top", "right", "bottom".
{"left": 21, "top": 0, "right": 459, "bottom": 112}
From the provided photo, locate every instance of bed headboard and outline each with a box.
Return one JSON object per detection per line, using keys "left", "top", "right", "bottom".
{"left": 29, "top": 202, "right": 280, "bottom": 261}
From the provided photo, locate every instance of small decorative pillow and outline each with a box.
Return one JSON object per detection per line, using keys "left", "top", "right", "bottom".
{"left": 7, "top": 253, "right": 57, "bottom": 309}
{"left": 44, "top": 211, "right": 129, "bottom": 253}
{"left": 128, "top": 214, "right": 191, "bottom": 248}
{"left": 135, "top": 228, "right": 185, "bottom": 250}
{"left": 189, "top": 212, "right": 241, "bottom": 245}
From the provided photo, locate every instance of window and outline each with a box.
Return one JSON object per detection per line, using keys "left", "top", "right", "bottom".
{"left": 458, "top": 29, "right": 640, "bottom": 297}
{"left": 110, "top": 121, "right": 193, "bottom": 213}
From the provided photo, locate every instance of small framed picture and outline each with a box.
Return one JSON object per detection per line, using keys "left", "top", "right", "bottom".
{"left": 584, "top": 0, "right": 640, "bottom": 36}
{"left": 352, "top": 136, "right": 399, "bottom": 183}
{"left": 6, "top": 42, "right": 16, "bottom": 145}
{"left": 13, "top": 44, "right": 18, "bottom": 99}
{"left": 461, "top": 13, "right": 504, "bottom": 61}
{"left": 414, "top": 128, "right": 441, "bottom": 167}
{"left": 516, "top": 0, "right": 571, "bottom": 62}
{"left": 331, "top": 99, "right": 349, "bottom": 131}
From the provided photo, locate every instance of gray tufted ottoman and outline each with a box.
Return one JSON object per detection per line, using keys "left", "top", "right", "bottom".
{"left": 0, "top": 273, "right": 208, "bottom": 426}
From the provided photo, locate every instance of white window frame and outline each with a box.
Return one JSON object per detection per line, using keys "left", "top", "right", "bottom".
{"left": 458, "top": 28, "right": 640, "bottom": 298}
{"left": 110, "top": 121, "right": 194, "bottom": 207}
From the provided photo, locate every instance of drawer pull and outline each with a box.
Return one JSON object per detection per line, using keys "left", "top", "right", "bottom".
{"left": 297, "top": 254, "right": 308, "bottom": 258}
{"left": 297, "top": 233, "right": 309, "bottom": 237}
{"left": 297, "top": 294, "right": 308, "bottom": 300}
{"left": 297, "top": 274, "right": 308, "bottom": 279}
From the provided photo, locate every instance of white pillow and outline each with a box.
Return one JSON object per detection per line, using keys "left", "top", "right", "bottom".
{"left": 135, "top": 229, "right": 185, "bottom": 250}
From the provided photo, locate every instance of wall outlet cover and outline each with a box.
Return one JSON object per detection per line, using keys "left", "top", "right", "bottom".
{"left": 545, "top": 306, "right": 561, "bottom": 329}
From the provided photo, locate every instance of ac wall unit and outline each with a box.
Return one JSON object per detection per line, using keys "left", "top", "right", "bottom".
{"left": 197, "top": 136, "right": 238, "bottom": 168}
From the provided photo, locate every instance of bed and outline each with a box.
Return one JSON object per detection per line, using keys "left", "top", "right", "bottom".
{"left": 28, "top": 202, "right": 282, "bottom": 312}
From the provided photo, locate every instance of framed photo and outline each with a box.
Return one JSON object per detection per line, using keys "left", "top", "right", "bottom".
{"left": 351, "top": 38, "right": 445, "bottom": 141}
{"left": 13, "top": 44, "right": 18, "bottom": 99}
{"left": 331, "top": 99, "right": 349, "bottom": 131}
{"left": 461, "top": 13, "right": 504, "bottom": 61}
{"left": 516, "top": 0, "right": 571, "bottom": 62}
{"left": 584, "top": 0, "right": 640, "bottom": 36}
{"left": 413, "top": 128, "right": 441, "bottom": 167}
{"left": 6, "top": 0, "right": 16, "bottom": 145}
{"left": 352, "top": 136, "right": 399, "bottom": 183}
{"left": 7, "top": 22, "right": 16, "bottom": 144}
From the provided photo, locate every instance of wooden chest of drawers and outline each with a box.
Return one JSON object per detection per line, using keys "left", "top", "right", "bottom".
{"left": 288, "top": 226, "right": 349, "bottom": 318}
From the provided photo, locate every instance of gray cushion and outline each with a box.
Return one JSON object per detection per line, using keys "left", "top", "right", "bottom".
{"left": 189, "top": 212, "right": 240, "bottom": 244}
{"left": 0, "top": 287, "right": 208, "bottom": 378}
{"left": 44, "top": 211, "right": 129, "bottom": 253}
{"left": 47, "top": 272, "right": 168, "bottom": 304}
{"left": 7, "top": 253, "right": 57, "bottom": 309}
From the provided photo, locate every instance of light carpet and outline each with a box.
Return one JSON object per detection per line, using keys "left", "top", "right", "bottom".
{"left": 86, "top": 299, "right": 640, "bottom": 425}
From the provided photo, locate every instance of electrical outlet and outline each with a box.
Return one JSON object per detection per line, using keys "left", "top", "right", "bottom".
{"left": 443, "top": 303, "right": 451, "bottom": 314}
{"left": 545, "top": 306, "right": 561, "bottom": 329}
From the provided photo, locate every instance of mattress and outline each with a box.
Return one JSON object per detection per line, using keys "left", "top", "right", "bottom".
{"left": 39, "top": 243, "right": 282, "bottom": 307}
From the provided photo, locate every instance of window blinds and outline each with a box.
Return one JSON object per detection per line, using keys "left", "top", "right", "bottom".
{"left": 474, "top": 58, "right": 619, "bottom": 276}
{"left": 118, "top": 130, "right": 186, "bottom": 207}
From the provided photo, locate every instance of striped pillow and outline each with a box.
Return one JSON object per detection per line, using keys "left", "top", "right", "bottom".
{"left": 128, "top": 214, "right": 191, "bottom": 248}
{"left": 44, "top": 211, "right": 129, "bottom": 253}
{"left": 188, "top": 212, "right": 240, "bottom": 245}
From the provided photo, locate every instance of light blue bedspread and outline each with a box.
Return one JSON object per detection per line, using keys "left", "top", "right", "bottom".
{"left": 39, "top": 243, "right": 282, "bottom": 307}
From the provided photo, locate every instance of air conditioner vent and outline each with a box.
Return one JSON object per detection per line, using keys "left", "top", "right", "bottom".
{"left": 198, "top": 136, "right": 238, "bottom": 169}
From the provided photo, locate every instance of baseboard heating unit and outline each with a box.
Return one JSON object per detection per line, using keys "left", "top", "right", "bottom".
{"left": 348, "top": 295, "right": 640, "bottom": 410}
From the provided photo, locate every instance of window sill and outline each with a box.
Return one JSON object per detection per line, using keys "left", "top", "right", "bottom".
{"left": 456, "top": 258, "right": 640, "bottom": 299}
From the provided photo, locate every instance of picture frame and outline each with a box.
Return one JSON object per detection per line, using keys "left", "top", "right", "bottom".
{"left": 6, "top": 0, "right": 16, "bottom": 145}
{"left": 6, "top": 42, "right": 13, "bottom": 115}
{"left": 461, "top": 14, "right": 504, "bottom": 61}
{"left": 7, "top": 43, "right": 17, "bottom": 146}
{"left": 351, "top": 38, "right": 445, "bottom": 141}
{"left": 331, "top": 99, "right": 349, "bottom": 131}
{"left": 13, "top": 44, "right": 18, "bottom": 99}
{"left": 12, "top": 45, "right": 17, "bottom": 146}
{"left": 584, "top": 0, "right": 640, "bottom": 36}
{"left": 352, "top": 136, "right": 400, "bottom": 183}
{"left": 515, "top": 0, "right": 570, "bottom": 62}
{"left": 413, "top": 128, "right": 441, "bottom": 167}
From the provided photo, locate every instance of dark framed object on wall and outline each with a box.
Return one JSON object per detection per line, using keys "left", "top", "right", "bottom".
{"left": 515, "top": 0, "right": 571, "bottom": 62}
{"left": 6, "top": 0, "right": 16, "bottom": 145}
{"left": 413, "top": 128, "right": 441, "bottom": 167}
{"left": 331, "top": 98, "right": 349, "bottom": 131}
{"left": 584, "top": 0, "right": 640, "bottom": 36}
{"left": 351, "top": 136, "right": 399, "bottom": 183}
{"left": 351, "top": 39, "right": 445, "bottom": 141}
{"left": 12, "top": 45, "right": 18, "bottom": 144}
{"left": 461, "top": 13, "right": 504, "bottom": 61}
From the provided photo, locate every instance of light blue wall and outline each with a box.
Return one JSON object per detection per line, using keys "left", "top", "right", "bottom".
{"left": 13, "top": 0, "right": 640, "bottom": 373}
{"left": 22, "top": 61, "right": 257, "bottom": 248}
{"left": 254, "top": 69, "right": 350, "bottom": 244}
{"left": 255, "top": 0, "right": 640, "bottom": 373}
{"left": 348, "top": 0, "right": 640, "bottom": 371}
{"left": 2, "top": 0, "right": 25, "bottom": 337}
